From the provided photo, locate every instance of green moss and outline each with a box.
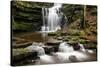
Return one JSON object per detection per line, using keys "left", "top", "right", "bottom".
{"left": 48, "top": 32, "right": 58, "bottom": 36}
{"left": 71, "top": 36, "right": 80, "bottom": 41}
{"left": 12, "top": 48, "right": 27, "bottom": 56}
{"left": 78, "top": 39, "right": 87, "bottom": 44}
{"left": 12, "top": 21, "right": 33, "bottom": 31}
{"left": 69, "top": 30, "right": 80, "bottom": 36}
{"left": 79, "top": 30, "right": 86, "bottom": 36}
{"left": 67, "top": 40, "right": 78, "bottom": 44}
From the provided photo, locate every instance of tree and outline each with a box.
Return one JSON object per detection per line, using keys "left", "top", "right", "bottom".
{"left": 80, "top": 5, "right": 86, "bottom": 29}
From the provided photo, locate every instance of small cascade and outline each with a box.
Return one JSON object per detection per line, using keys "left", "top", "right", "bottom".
{"left": 78, "top": 43, "right": 86, "bottom": 52}
{"left": 32, "top": 42, "right": 45, "bottom": 56}
{"left": 79, "top": 43, "right": 94, "bottom": 53}
{"left": 26, "top": 42, "right": 45, "bottom": 56}
{"left": 59, "top": 42, "right": 74, "bottom": 52}
{"left": 33, "top": 42, "right": 96, "bottom": 64}
{"left": 37, "top": 46, "right": 45, "bottom": 56}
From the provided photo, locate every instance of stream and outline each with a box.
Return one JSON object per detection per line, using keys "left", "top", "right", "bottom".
{"left": 12, "top": 3, "right": 97, "bottom": 66}
{"left": 27, "top": 41, "right": 96, "bottom": 65}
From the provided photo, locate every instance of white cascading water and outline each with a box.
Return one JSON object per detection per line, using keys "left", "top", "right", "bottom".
{"left": 79, "top": 43, "right": 94, "bottom": 53}
{"left": 41, "top": 3, "right": 62, "bottom": 32}
{"left": 26, "top": 42, "right": 45, "bottom": 56}
{"left": 78, "top": 43, "right": 86, "bottom": 52}
{"left": 36, "top": 42, "right": 95, "bottom": 64}
{"left": 41, "top": 8, "right": 49, "bottom": 32}
{"left": 38, "top": 42, "right": 91, "bottom": 64}
{"left": 59, "top": 42, "right": 74, "bottom": 52}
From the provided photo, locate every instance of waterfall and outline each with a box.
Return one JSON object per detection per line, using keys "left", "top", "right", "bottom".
{"left": 47, "top": 3, "right": 62, "bottom": 32}
{"left": 79, "top": 43, "right": 94, "bottom": 53}
{"left": 41, "top": 3, "right": 62, "bottom": 32}
{"left": 78, "top": 43, "right": 86, "bottom": 52}
{"left": 59, "top": 42, "right": 74, "bottom": 52}
{"left": 37, "top": 46, "right": 45, "bottom": 56}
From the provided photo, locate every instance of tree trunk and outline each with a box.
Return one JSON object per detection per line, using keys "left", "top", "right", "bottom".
{"left": 83, "top": 5, "right": 86, "bottom": 29}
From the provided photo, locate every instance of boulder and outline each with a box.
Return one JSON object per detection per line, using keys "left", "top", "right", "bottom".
{"left": 56, "top": 37, "right": 63, "bottom": 40}
{"left": 67, "top": 41, "right": 80, "bottom": 50}
{"left": 12, "top": 42, "right": 32, "bottom": 48}
{"left": 69, "top": 55, "right": 78, "bottom": 62}
{"left": 46, "top": 38, "right": 62, "bottom": 46}
{"left": 43, "top": 46, "right": 54, "bottom": 54}
{"left": 12, "top": 48, "right": 39, "bottom": 66}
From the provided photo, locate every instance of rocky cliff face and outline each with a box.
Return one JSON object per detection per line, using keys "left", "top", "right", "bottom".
{"left": 11, "top": 1, "right": 53, "bottom": 31}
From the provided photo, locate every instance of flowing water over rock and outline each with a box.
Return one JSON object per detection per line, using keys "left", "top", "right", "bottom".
{"left": 78, "top": 43, "right": 95, "bottom": 54}
{"left": 26, "top": 42, "right": 45, "bottom": 56}
{"left": 41, "top": 3, "right": 62, "bottom": 32}
{"left": 38, "top": 50, "right": 96, "bottom": 64}
{"left": 15, "top": 40, "right": 96, "bottom": 65}
{"left": 33, "top": 42, "right": 96, "bottom": 65}
{"left": 59, "top": 42, "right": 74, "bottom": 52}
{"left": 24, "top": 3, "right": 97, "bottom": 65}
{"left": 79, "top": 43, "right": 86, "bottom": 52}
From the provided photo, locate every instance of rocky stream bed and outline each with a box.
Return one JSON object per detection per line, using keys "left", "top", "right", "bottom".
{"left": 11, "top": 32, "right": 97, "bottom": 66}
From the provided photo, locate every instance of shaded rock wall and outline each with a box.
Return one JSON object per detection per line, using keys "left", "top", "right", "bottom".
{"left": 11, "top": 1, "right": 53, "bottom": 31}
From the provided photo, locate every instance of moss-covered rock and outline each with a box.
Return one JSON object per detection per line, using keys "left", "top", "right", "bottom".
{"left": 12, "top": 1, "right": 53, "bottom": 31}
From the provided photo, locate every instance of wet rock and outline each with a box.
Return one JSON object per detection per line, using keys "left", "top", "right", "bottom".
{"left": 48, "top": 32, "right": 57, "bottom": 36}
{"left": 31, "top": 42, "right": 44, "bottom": 46}
{"left": 46, "top": 42, "right": 60, "bottom": 46}
{"left": 56, "top": 37, "right": 63, "bottom": 40}
{"left": 25, "top": 44, "right": 45, "bottom": 56}
{"left": 43, "top": 46, "right": 54, "bottom": 54}
{"left": 72, "top": 43, "right": 80, "bottom": 50}
{"left": 53, "top": 45, "right": 59, "bottom": 52}
{"left": 60, "top": 32, "right": 67, "bottom": 36}
{"left": 67, "top": 41, "right": 78, "bottom": 45}
{"left": 46, "top": 39, "right": 62, "bottom": 46}
{"left": 63, "top": 38, "right": 69, "bottom": 41}
{"left": 32, "top": 42, "right": 39, "bottom": 46}
{"left": 73, "top": 45, "right": 80, "bottom": 50}
{"left": 12, "top": 42, "right": 32, "bottom": 48}
{"left": 12, "top": 48, "right": 39, "bottom": 66}
{"left": 67, "top": 42, "right": 80, "bottom": 50}
{"left": 69, "top": 55, "right": 78, "bottom": 62}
